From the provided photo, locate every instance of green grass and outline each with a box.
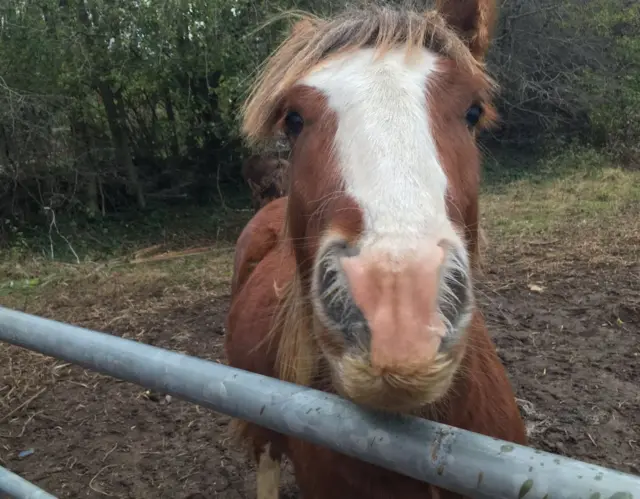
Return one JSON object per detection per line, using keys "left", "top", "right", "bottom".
{"left": 0, "top": 202, "right": 247, "bottom": 302}
{"left": 481, "top": 147, "right": 640, "bottom": 238}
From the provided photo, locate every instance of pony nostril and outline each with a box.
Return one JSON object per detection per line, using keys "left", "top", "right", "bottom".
{"left": 317, "top": 240, "right": 351, "bottom": 302}
{"left": 318, "top": 257, "right": 340, "bottom": 306}
{"left": 316, "top": 239, "right": 360, "bottom": 297}
{"left": 315, "top": 240, "right": 367, "bottom": 344}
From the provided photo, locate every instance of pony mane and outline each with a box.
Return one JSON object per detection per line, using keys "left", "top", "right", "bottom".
{"left": 248, "top": 215, "right": 318, "bottom": 387}
{"left": 271, "top": 273, "right": 318, "bottom": 386}
{"left": 242, "top": 3, "right": 484, "bottom": 143}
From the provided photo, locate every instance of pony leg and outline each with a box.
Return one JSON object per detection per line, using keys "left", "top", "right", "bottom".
{"left": 256, "top": 443, "right": 281, "bottom": 499}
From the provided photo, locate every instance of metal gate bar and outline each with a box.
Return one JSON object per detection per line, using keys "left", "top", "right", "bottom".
{"left": 0, "top": 306, "right": 638, "bottom": 499}
{"left": 0, "top": 465, "right": 57, "bottom": 499}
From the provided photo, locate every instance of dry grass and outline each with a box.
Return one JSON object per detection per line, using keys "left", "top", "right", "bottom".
{"left": 0, "top": 248, "right": 234, "bottom": 316}
{"left": 0, "top": 248, "right": 236, "bottom": 432}
{"left": 481, "top": 165, "right": 640, "bottom": 271}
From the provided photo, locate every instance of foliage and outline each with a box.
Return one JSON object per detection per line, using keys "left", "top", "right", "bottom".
{"left": 570, "top": 0, "right": 640, "bottom": 163}
{"left": 482, "top": 0, "right": 639, "bottom": 152}
{"left": 0, "top": 0, "right": 637, "bottom": 250}
{"left": 0, "top": 0, "right": 294, "bottom": 240}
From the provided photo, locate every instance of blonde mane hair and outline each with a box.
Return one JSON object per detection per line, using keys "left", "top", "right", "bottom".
{"left": 242, "top": 3, "right": 485, "bottom": 145}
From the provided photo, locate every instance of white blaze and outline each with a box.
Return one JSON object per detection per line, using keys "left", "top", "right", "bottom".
{"left": 301, "top": 47, "right": 456, "bottom": 255}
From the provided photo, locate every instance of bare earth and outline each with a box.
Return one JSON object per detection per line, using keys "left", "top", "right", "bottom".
{"left": 1, "top": 169, "right": 639, "bottom": 498}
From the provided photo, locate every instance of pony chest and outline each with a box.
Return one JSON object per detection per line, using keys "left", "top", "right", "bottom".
{"left": 288, "top": 440, "right": 461, "bottom": 499}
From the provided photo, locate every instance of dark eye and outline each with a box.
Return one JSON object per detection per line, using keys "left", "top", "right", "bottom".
{"left": 284, "top": 111, "right": 304, "bottom": 137}
{"left": 465, "top": 104, "right": 483, "bottom": 127}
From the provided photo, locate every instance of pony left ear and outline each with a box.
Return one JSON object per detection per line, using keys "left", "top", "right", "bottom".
{"left": 435, "top": 0, "right": 498, "bottom": 60}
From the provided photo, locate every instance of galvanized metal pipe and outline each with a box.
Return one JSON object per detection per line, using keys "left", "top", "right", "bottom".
{"left": 0, "top": 306, "right": 638, "bottom": 499}
{"left": 0, "top": 466, "right": 57, "bottom": 499}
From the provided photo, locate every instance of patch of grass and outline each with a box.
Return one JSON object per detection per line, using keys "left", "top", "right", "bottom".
{"left": 0, "top": 217, "right": 241, "bottom": 305}
{"left": 483, "top": 161, "right": 639, "bottom": 234}
{"left": 481, "top": 144, "right": 616, "bottom": 189}
{"left": 0, "top": 248, "right": 235, "bottom": 319}
{"left": 1, "top": 197, "right": 252, "bottom": 265}
{"left": 480, "top": 147, "right": 639, "bottom": 268}
{"left": 0, "top": 202, "right": 250, "bottom": 296}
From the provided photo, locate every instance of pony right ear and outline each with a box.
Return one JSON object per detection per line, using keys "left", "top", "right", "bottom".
{"left": 435, "top": 0, "right": 498, "bottom": 61}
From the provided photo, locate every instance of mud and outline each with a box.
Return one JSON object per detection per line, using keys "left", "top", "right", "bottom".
{"left": 1, "top": 241, "right": 638, "bottom": 498}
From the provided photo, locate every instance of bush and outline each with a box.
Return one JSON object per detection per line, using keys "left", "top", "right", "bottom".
{"left": 0, "top": 0, "right": 637, "bottom": 243}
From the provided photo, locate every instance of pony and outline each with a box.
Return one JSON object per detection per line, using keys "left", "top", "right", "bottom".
{"left": 225, "top": 1, "right": 527, "bottom": 498}
{"left": 241, "top": 154, "right": 290, "bottom": 212}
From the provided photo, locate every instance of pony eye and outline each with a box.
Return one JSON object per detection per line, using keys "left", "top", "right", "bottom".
{"left": 284, "top": 111, "right": 304, "bottom": 137}
{"left": 465, "top": 104, "right": 483, "bottom": 127}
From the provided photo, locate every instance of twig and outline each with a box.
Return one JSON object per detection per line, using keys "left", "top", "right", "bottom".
{"left": 14, "top": 410, "right": 40, "bottom": 438}
{"left": 129, "top": 246, "right": 233, "bottom": 265}
{"left": 102, "top": 443, "right": 118, "bottom": 462}
{"left": 179, "top": 471, "right": 198, "bottom": 482}
{"left": 99, "top": 178, "right": 106, "bottom": 216}
{"left": 89, "top": 464, "right": 117, "bottom": 496}
{"left": 586, "top": 432, "right": 597, "bottom": 447}
{"left": 47, "top": 207, "right": 55, "bottom": 260}
{"left": 132, "top": 244, "right": 162, "bottom": 260}
{"left": 44, "top": 207, "right": 80, "bottom": 264}
{"left": 216, "top": 161, "right": 228, "bottom": 211}
{"left": 0, "top": 387, "right": 47, "bottom": 424}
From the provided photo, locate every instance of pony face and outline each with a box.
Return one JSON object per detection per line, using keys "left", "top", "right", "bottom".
{"left": 243, "top": 2, "right": 498, "bottom": 412}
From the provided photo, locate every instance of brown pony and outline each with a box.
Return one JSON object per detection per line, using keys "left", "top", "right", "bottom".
{"left": 225, "top": 2, "right": 527, "bottom": 498}
{"left": 241, "top": 154, "right": 290, "bottom": 212}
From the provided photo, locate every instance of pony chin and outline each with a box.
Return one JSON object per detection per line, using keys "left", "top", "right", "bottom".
{"left": 319, "top": 331, "right": 468, "bottom": 413}
{"left": 327, "top": 351, "right": 462, "bottom": 412}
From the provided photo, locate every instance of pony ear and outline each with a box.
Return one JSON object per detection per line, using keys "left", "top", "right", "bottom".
{"left": 435, "top": 0, "right": 498, "bottom": 60}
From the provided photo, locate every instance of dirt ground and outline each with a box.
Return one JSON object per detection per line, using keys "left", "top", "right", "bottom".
{"left": 1, "top": 177, "right": 639, "bottom": 497}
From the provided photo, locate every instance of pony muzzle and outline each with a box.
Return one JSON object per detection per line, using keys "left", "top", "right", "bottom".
{"left": 313, "top": 237, "right": 472, "bottom": 410}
